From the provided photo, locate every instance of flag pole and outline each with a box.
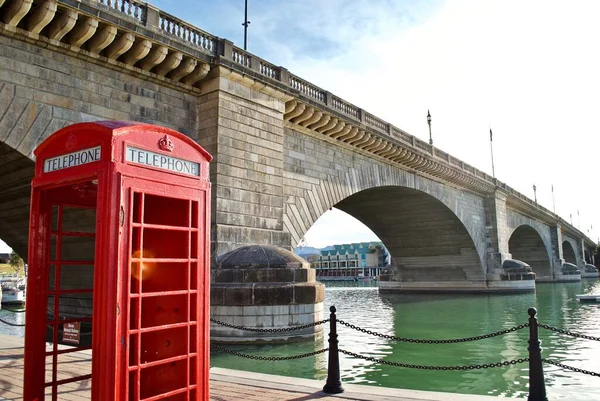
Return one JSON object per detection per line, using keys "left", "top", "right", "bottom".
{"left": 489, "top": 126, "right": 495, "bottom": 178}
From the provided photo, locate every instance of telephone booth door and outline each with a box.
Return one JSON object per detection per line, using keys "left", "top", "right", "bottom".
{"left": 35, "top": 181, "right": 98, "bottom": 400}
{"left": 123, "top": 180, "right": 208, "bottom": 400}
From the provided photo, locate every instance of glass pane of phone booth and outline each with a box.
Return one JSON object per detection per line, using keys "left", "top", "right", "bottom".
{"left": 43, "top": 182, "right": 97, "bottom": 400}
{"left": 128, "top": 191, "right": 201, "bottom": 400}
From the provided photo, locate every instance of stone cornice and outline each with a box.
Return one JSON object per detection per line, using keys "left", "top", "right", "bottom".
{"left": 284, "top": 101, "right": 496, "bottom": 196}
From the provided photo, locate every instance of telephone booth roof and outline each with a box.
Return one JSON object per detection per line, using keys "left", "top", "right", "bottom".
{"left": 33, "top": 121, "right": 211, "bottom": 183}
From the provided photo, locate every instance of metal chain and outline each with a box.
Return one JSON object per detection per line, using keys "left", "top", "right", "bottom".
{"left": 339, "top": 349, "right": 528, "bottom": 370}
{"left": 0, "top": 317, "right": 25, "bottom": 327}
{"left": 0, "top": 318, "right": 92, "bottom": 336}
{"left": 543, "top": 358, "right": 600, "bottom": 377}
{"left": 211, "top": 343, "right": 328, "bottom": 360}
{"left": 47, "top": 308, "right": 92, "bottom": 321}
{"left": 210, "top": 318, "right": 329, "bottom": 333}
{"left": 538, "top": 324, "right": 600, "bottom": 342}
{"left": 337, "top": 320, "right": 529, "bottom": 343}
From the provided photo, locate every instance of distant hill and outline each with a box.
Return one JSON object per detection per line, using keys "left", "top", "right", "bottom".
{"left": 294, "top": 246, "right": 334, "bottom": 262}
{"left": 294, "top": 246, "right": 321, "bottom": 258}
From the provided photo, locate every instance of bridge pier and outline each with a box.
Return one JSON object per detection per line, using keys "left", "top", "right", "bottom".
{"left": 378, "top": 279, "right": 535, "bottom": 294}
{"left": 196, "top": 68, "right": 294, "bottom": 259}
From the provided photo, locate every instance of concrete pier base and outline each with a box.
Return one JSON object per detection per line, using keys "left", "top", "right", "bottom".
{"left": 210, "top": 245, "right": 324, "bottom": 344}
{"left": 553, "top": 273, "right": 582, "bottom": 283}
{"left": 378, "top": 279, "right": 535, "bottom": 293}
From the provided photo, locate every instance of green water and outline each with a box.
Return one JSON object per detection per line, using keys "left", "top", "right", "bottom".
{"left": 210, "top": 280, "right": 600, "bottom": 400}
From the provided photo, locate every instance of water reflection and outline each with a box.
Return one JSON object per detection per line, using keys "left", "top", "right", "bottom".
{"left": 0, "top": 306, "right": 25, "bottom": 337}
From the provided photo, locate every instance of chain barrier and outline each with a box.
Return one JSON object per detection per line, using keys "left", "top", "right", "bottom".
{"left": 339, "top": 349, "right": 528, "bottom": 370}
{"left": 0, "top": 313, "right": 93, "bottom": 337}
{"left": 0, "top": 317, "right": 25, "bottom": 327}
{"left": 211, "top": 343, "right": 328, "bottom": 361}
{"left": 337, "top": 319, "right": 529, "bottom": 343}
{"left": 210, "top": 317, "right": 329, "bottom": 333}
{"left": 543, "top": 358, "right": 600, "bottom": 377}
{"left": 538, "top": 324, "right": 600, "bottom": 342}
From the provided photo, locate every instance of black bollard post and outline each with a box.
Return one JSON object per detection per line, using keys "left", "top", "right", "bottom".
{"left": 527, "top": 307, "right": 548, "bottom": 401}
{"left": 323, "top": 305, "right": 344, "bottom": 394}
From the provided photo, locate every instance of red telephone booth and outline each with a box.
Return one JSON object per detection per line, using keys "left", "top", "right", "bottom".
{"left": 23, "top": 121, "right": 211, "bottom": 401}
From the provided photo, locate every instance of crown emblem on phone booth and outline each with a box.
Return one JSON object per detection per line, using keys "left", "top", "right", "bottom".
{"left": 158, "top": 135, "right": 174, "bottom": 152}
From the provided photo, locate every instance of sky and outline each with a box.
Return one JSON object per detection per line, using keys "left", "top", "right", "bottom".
{"left": 2, "top": 0, "right": 598, "bottom": 253}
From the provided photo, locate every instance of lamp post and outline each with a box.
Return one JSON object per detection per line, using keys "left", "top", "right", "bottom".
{"left": 489, "top": 127, "right": 495, "bottom": 178}
{"left": 242, "top": 0, "right": 250, "bottom": 50}
{"left": 427, "top": 110, "right": 432, "bottom": 145}
{"left": 533, "top": 184, "right": 537, "bottom": 204}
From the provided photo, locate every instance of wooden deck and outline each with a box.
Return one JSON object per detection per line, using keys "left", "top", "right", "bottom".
{"left": 0, "top": 334, "right": 499, "bottom": 400}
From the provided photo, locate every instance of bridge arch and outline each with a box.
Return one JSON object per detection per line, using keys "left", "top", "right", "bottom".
{"left": 507, "top": 225, "right": 552, "bottom": 279}
{"left": 562, "top": 240, "right": 577, "bottom": 265}
{"left": 584, "top": 249, "right": 592, "bottom": 264}
{"left": 284, "top": 165, "right": 487, "bottom": 285}
{"left": 0, "top": 141, "right": 36, "bottom": 258}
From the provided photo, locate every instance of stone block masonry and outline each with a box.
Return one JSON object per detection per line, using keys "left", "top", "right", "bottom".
{"left": 0, "top": 34, "right": 197, "bottom": 159}
{"left": 197, "top": 72, "right": 292, "bottom": 257}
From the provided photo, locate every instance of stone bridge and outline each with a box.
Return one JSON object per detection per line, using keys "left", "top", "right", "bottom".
{"left": 0, "top": 0, "right": 595, "bottom": 293}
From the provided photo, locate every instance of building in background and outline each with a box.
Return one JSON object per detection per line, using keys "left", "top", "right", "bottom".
{"left": 296, "top": 242, "right": 389, "bottom": 280}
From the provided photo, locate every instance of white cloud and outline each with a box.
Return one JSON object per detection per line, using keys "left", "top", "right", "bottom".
{"left": 303, "top": 208, "right": 381, "bottom": 248}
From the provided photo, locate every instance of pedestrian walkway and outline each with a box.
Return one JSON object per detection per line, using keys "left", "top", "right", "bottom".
{"left": 0, "top": 333, "right": 498, "bottom": 400}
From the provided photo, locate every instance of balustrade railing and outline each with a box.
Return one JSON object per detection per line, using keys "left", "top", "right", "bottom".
{"left": 330, "top": 95, "right": 361, "bottom": 121}
{"left": 157, "top": 13, "right": 216, "bottom": 54}
{"left": 289, "top": 75, "right": 327, "bottom": 103}
{"left": 434, "top": 148, "right": 449, "bottom": 161}
{"left": 414, "top": 138, "right": 432, "bottom": 153}
{"left": 232, "top": 47, "right": 252, "bottom": 68}
{"left": 97, "top": 0, "right": 146, "bottom": 21}
{"left": 364, "top": 111, "right": 388, "bottom": 133}
{"left": 391, "top": 127, "right": 414, "bottom": 145}
{"left": 259, "top": 60, "right": 279, "bottom": 79}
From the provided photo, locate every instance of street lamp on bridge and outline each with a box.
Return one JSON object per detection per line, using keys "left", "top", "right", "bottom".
{"left": 242, "top": 0, "right": 251, "bottom": 50}
{"left": 427, "top": 110, "right": 432, "bottom": 145}
{"left": 533, "top": 184, "right": 537, "bottom": 204}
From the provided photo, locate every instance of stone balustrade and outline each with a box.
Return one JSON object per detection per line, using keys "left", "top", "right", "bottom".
{"left": 0, "top": 0, "right": 594, "bottom": 246}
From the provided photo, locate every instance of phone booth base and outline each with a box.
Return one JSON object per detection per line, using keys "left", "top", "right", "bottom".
{"left": 24, "top": 121, "right": 211, "bottom": 401}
